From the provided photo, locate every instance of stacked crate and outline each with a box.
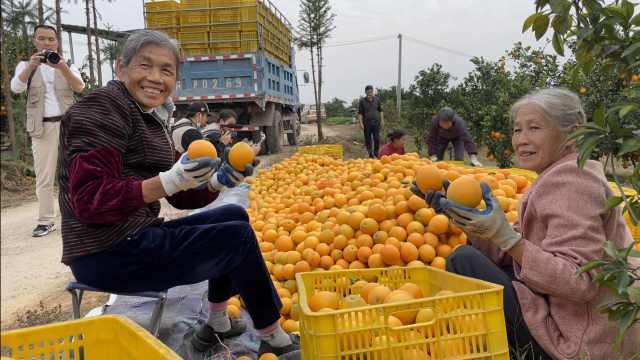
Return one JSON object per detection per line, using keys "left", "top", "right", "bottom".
{"left": 144, "top": 0, "right": 292, "bottom": 62}
{"left": 144, "top": 0, "right": 180, "bottom": 41}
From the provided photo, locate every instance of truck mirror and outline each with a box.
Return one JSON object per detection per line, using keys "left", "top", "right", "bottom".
{"left": 303, "top": 72, "right": 310, "bottom": 84}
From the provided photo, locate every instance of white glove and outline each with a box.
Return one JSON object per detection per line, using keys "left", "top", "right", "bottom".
{"left": 439, "top": 182, "right": 521, "bottom": 251}
{"left": 159, "top": 153, "right": 218, "bottom": 196}
{"left": 470, "top": 154, "right": 483, "bottom": 167}
{"left": 430, "top": 155, "right": 438, "bottom": 162}
{"left": 209, "top": 163, "right": 254, "bottom": 191}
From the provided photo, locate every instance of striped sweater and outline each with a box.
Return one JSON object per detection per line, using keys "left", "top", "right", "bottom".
{"left": 58, "top": 80, "right": 217, "bottom": 264}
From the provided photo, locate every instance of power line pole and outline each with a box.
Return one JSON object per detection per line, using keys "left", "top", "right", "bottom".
{"left": 397, "top": 33, "right": 402, "bottom": 116}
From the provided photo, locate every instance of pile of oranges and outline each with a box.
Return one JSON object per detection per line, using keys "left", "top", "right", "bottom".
{"left": 243, "top": 153, "right": 532, "bottom": 332}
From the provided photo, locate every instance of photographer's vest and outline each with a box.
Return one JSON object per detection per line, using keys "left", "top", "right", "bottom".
{"left": 26, "top": 67, "right": 75, "bottom": 138}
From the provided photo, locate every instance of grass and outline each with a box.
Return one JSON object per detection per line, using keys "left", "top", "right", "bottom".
{"left": 326, "top": 116, "right": 353, "bottom": 125}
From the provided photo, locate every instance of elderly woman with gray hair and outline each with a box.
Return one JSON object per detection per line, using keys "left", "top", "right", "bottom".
{"left": 57, "top": 30, "right": 298, "bottom": 356}
{"left": 418, "top": 88, "right": 639, "bottom": 359}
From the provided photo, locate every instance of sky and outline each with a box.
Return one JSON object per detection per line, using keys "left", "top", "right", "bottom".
{"left": 41, "top": 0, "right": 552, "bottom": 104}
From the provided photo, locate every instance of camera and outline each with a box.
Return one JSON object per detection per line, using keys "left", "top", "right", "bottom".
{"left": 40, "top": 49, "right": 60, "bottom": 64}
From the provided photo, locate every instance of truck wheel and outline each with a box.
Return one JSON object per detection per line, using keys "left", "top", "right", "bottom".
{"left": 287, "top": 114, "right": 300, "bottom": 146}
{"left": 265, "top": 110, "right": 282, "bottom": 154}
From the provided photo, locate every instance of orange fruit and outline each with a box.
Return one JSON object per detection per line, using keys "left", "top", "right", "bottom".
{"left": 357, "top": 246, "right": 373, "bottom": 263}
{"left": 294, "top": 260, "right": 310, "bottom": 274}
{"left": 228, "top": 141, "right": 255, "bottom": 171}
{"left": 406, "top": 232, "right": 425, "bottom": 248}
{"left": 368, "top": 203, "right": 387, "bottom": 222}
{"left": 227, "top": 304, "right": 241, "bottom": 318}
{"left": 320, "top": 255, "right": 334, "bottom": 269}
{"left": 437, "top": 244, "right": 453, "bottom": 258}
{"left": 400, "top": 242, "right": 419, "bottom": 263}
{"left": 263, "top": 229, "right": 278, "bottom": 243}
{"left": 349, "top": 260, "right": 366, "bottom": 269}
{"left": 388, "top": 226, "right": 407, "bottom": 241}
{"left": 430, "top": 256, "right": 446, "bottom": 270}
{"left": 380, "top": 244, "right": 402, "bottom": 266}
{"left": 372, "top": 230, "right": 389, "bottom": 244}
{"left": 348, "top": 212, "right": 366, "bottom": 230}
{"left": 394, "top": 201, "right": 409, "bottom": 215}
{"left": 309, "top": 291, "right": 340, "bottom": 312}
{"left": 385, "top": 237, "right": 401, "bottom": 250}
{"left": 396, "top": 213, "right": 414, "bottom": 228}
{"left": 415, "top": 165, "right": 444, "bottom": 192}
{"left": 360, "top": 218, "right": 379, "bottom": 235}
{"left": 361, "top": 282, "right": 380, "bottom": 301}
{"left": 446, "top": 176, "right": 482, "bottom": 208}
{"left": 356, "top": 234, "right": 374, "bottom": 248}
{"left": 419, "top": 244, "right": 436, "bottom": 263}
{"left": 399, "top": 282, "right": 424, "bottom": 299}
{"left": 367, "top": 285, "right": 392, "bottom": 305}
{"left": 319, "top": 229, "right": 334, "bottom": 244}
{"left": 304, "top": 236, "right": 320, "bottom": 249}
{"left": 280, "top": 297, "right": 293, "bottom": 315}
{"left": 379, "top": 219, "right": 396, "bottom": 233}
{"left": 407, "top": 195, "right": 427, "bottom": 211}
{"left": 282, "top": 319, "right": 299, "bottom": 333}
{"left": 368, "top": 253, "right": 385, "bottom": 268}
{"left": 414, "top": 207, "right": 435, "bottom": 225}
{"left": 275, "top": 236, "right": 294, "bottom": 252}
{"left": 427, "top": 214, "right": 449, "bottom": 235}
{"left": 406, "top": 221, "right": 425, "bottom": 235}
{"left": 259, "top": 353, "right": 278, "bottom": 360}
{"left": 343, "top": 244, "right": 358, "bottom": 262}
{"left": 187, "top": 139, "right": 218, "bottom": 160}
{"left": 333, "top": 234, "right": 348, "bottom": 250}
{"left": 316, "top": 242, "right": 331, "bottom": 256}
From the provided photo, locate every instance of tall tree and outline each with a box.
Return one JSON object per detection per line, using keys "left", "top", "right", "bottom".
{"left": 55, "top": 0, "right": 61, "bottom": 51}
{"left": 37, "top": 0, "right": 43, "bottom": 23}
{"left": 1, "top": 4, "right": 16, "bottom": 156}
{"left": 295, "top": 0, "right": 335, "bottom": 141}
{"left": 92, "top": 0, "right": 102, "bottom": 86}
{"left": 84, "top": 0, "right": 95, "bottom": 86}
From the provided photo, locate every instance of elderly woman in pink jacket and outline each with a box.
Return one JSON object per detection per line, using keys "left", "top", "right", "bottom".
{"left": 421, "top": 88, "right": 639, "bottom": 359}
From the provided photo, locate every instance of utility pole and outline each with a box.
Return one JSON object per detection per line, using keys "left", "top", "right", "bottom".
{"left": 68, "top": 31, "right": 75, "bottom": 64}
{"left": 397, "top": 33, "right": 402, "bottom": 116}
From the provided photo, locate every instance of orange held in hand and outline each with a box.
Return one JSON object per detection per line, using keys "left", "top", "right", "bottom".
{"left": 415, "top": 165, "right": 444, "bottom": 193}
{"left": 447, "top": 176, "right": 482, "bottom": 208}
{"left": 228, "top": 142, "right": 255, "bottom": 171}
{"left": 187, "top": 139, "right": 217, "bottom": 160}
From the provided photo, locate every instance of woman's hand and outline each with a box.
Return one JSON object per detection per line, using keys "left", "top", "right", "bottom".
{"left": 159, "top": 153, "right": 219, "bottom": 196}
{"left": 413, "top": 181, "right": 521, "bottom": 252}
{"left": 208, "top": 163, "right": 254, "bottom": 191}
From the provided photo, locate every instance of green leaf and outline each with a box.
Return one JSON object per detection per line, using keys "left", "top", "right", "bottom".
{"left": 617, "top": 272, "right": 631, "bottom": 294}
{"left": 622, "top": 42, "right": 640, "bottom": 59}
{"left": 577, "top": 135, "right": 602, "bottom": 168}
{"left": 533, "top": 14, "right": 550, "bottom": 40}
{"left": 549, "top": 0, "right": 570, "bottom": 15}
{"left": 606, "top": 196, "right": 624, "bottom": 210}
{"left": 593, "top": 105, "right": 605, "bottom": 127}
{"left": 603, "top": 241, "right": 618, "bottom": 259}
{"left": 619, "top": 104, "right": 637, "bottom": 118}
{"left": 578, "top": 260, "right": 607, "bottom": 274}
{"left": 619, "top": 138, "right": 640, "bottom": 156}
{"left": 632, "top": 13, "right": 640, "bottom": 26}
{"left": 552, "top": 32, "right": 565, "bottom": 56}
{"left": 523, "top": 13, "right": 541, "bottom": 33}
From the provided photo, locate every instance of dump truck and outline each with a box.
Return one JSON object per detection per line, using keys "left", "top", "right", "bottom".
{"left": 143, "top": 0, "right": 302, "bottom": 153}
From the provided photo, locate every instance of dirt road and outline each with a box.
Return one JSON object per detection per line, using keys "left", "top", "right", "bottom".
{"left": 0, "top": 123, "right": 354, "bottom": 329}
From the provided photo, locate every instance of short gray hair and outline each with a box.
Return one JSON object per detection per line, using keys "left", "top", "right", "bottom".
{"left": 511, "top": 88, "right": 586, "bottom": 134}
{"left": 119, "top": 30, "right": 180, "bottom": 74}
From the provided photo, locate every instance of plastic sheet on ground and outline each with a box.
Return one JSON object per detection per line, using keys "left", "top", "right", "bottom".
{"left": 100, "top": 184, "right": 300, "bottom": 359}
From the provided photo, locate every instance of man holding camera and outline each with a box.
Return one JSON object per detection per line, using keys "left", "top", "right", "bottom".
{"left": 11, "top": 25, "right": 84, "bottom": 237}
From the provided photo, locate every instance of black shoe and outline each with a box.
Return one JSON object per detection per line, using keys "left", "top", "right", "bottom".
{"left": 258, "top": 334, "right": 301, "bottom": 357}
{"left": 191, "top": 318, "right": 247, "bottom": 352}
{"left": 32, "top": 224, "right": 55, "bottom": 237}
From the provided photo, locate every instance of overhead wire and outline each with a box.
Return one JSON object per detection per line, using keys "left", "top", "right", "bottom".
{"left": 324, "top": 34, "right": 397, "bottom": 48}
{"left": 403, "top": 35, "right": 475, "bottom": 58}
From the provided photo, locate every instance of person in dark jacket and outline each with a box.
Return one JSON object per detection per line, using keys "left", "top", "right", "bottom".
{"left": 425, "top": 107, "right": 482, "bottom": 166}
{"left": 357, "top": 85, "right": 384, "bottom": 158}
{"left": 58, "top": 30, "right": 298, "bottom": 357}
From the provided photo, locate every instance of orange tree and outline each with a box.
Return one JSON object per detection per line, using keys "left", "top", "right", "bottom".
{"left": 524, "top": 0, "right": 639, "bottom": 351}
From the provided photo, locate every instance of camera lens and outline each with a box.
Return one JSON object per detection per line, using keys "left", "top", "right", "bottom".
{"left": 43, "top": 50, "right": 60, "bottom": 64}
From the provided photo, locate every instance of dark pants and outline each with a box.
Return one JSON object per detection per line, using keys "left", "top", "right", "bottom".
{"left": 363, "top": 123, "right": 380, "bottom": 158}
{"left": 70, "top": 204, "right": 281, "bottom": 329}
{"left": 446, "top": 246, "right": 550, "bottom": 360}
{"left": 435, "top": 137, "right": 465, "bottom": 160}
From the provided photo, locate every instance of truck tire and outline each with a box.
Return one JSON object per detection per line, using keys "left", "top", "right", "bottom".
{"left": 265, "top": 110, "right": 282, "bottom": 154}
{"left": 286, "top": 113, "right": 300, "bottom": 146}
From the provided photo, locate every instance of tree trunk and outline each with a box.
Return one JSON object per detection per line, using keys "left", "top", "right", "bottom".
{"left": 37, "top": 0, "right": 44, "bottom": 24}
{"left": 309, "top": 36, "right": 321, "bottom": 141}
{"left": 92, "top": 0, "right": 102, "bottom": 86}
{"left": 55, "top": 0, "right": 62, "bottom": 52}
{"left": 85, "top": 0, "right": 95, "bottom": 86}
{"left": 1, "top": 10, "right": 17, "bottom": 157}
{"left": 315, "top": 44, "right": 323, "bottom": 141}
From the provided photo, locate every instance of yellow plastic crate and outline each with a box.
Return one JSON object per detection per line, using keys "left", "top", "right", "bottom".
{"left": 180, "top": 11, "right": 210, "bottom": 26}
{"left": 182, "top": 46, "right": 210, "bottom": 56}
{"left": 147, "top": 13, "right": 179, "bottom": 28}
{"left": 179, "top": 30, "right": 209, "bottom": 45}
{"left": 144, "top": 0, "right": 179, "bottom": 12}
{"left": 209, "top": 31, "right": 240, "bottom": 42}
{"left": 298, "top": 144, "right": 344, "bottom": 159}
{"left": 211, "top": 0, "right": 257, "bottom": 6}
{"left": 296, "top": 267, "right": 509, "bottom": 360}
{"left": 211, "top": 23, "right": 241, "bottom": 31}
{"left": 0, "top": 315, "right": 180, "bottom": 359}
{"left": 180, "top": 0, "right": 209, "bottom": 9}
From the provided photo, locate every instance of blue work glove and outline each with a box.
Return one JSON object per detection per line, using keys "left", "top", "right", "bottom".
{"left": 159, "top": 153, "right": 220, "bottom": 196}
{"left": 410, "top": 179, "right": 450, "bottom": 213}
{"left": 209, "top": 163, "right": 254, "bottom": 191}
{"left": 438, "top": 182, "right": 521, "bottom": 251}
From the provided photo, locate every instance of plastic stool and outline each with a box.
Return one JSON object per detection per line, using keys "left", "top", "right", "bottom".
{"left": 66, "top": 282, "right": 167, "bottom": 337}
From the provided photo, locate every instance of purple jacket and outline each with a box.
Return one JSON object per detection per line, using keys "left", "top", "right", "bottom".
{"left": 424, "top": 115, "right": 477, "bottom": 155}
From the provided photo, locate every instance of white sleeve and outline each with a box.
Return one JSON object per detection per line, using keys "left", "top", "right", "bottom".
{"left": 10, "top": 62, "right": 29, "bottom": 94}
{"left": 68, "top": 63, "right": 86, "bottom": 90}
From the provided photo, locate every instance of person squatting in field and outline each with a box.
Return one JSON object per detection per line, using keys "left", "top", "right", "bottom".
{"left": 57, "top": 30, "right": 299, "bottom": 357}
{"left": 378, "top": 128, "right": 409, "bottom": 158}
